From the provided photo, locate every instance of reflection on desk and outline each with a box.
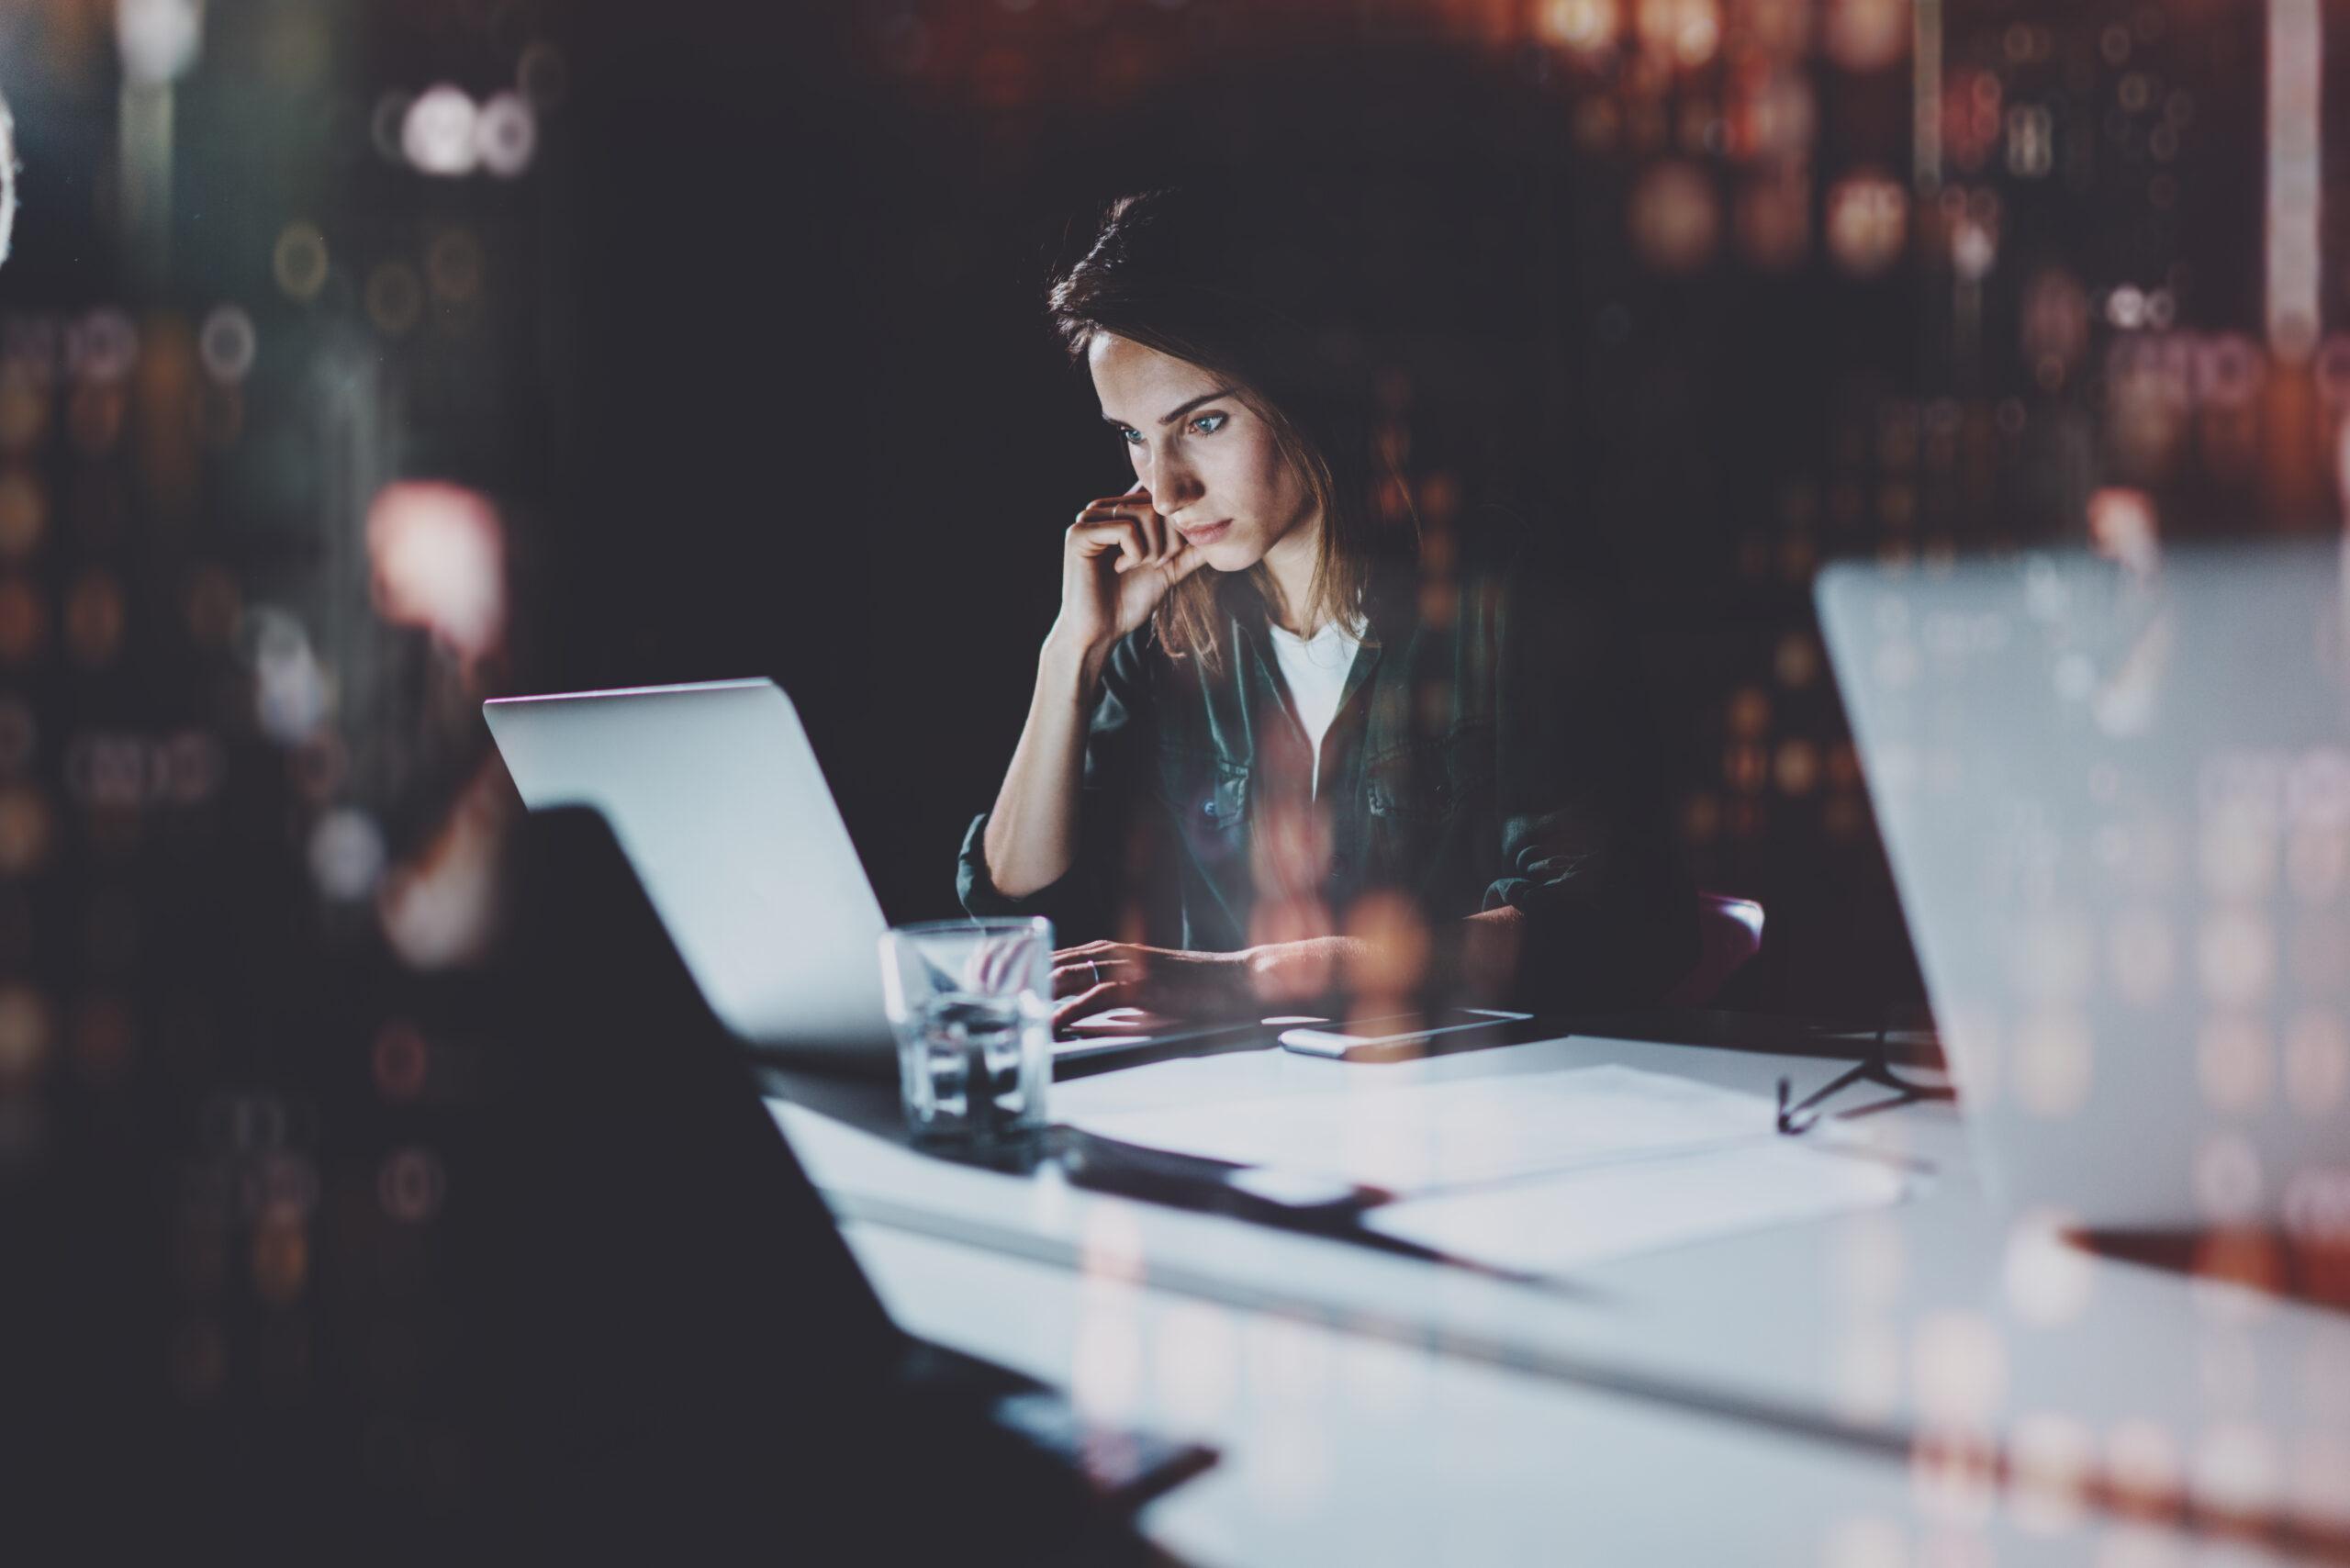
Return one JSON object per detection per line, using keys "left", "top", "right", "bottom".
{"left": 765, "top": 1018, "right": 2350, "bottom": 1565}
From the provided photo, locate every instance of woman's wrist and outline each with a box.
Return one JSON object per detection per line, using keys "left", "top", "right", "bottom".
{"left": 1240, "top": 935, "right": 1360, "bottom": 1009}
{"left": 1039, "top": 623, "right": 1111, "bottom": 697}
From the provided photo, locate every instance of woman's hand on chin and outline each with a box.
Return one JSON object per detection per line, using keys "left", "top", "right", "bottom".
{"left": 1049, "top": 938, "right": 1264, "bottom": 1028}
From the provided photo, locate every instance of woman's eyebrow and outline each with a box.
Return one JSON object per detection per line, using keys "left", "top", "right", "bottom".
{"left": 1100, "top": 387, "right": 1239, "bottom": 429}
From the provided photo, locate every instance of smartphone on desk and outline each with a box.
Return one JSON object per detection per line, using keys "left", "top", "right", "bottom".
{"left": 1277, "top": 1008, "right": 1539, "bottom": 1060}
{"left": 1051, "top": 1007, "right": 1335, "bottom": 1071}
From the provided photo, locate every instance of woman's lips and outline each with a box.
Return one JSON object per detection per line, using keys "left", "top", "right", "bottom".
{"left": 1179, "top": 520, "right": 1233, "bottom": 544}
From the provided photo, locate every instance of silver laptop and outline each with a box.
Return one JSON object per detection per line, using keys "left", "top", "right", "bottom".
{"left": 484, "top": 679, "right": 897, "bottom": 1071}
{"left": 1819, "top": 539, "right": 2350, "bottom": 1229}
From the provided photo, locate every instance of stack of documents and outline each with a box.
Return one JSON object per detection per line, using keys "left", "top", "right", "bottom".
{"left": 1058, "top": 1062, "right": 1913, "bottom": 1277}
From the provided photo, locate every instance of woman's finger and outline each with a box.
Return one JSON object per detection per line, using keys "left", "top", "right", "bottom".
{"left": 1050, "top": 955, "right": 1131, "bottom": 999}
{"left": 1053, "top": 979, "right": 1128, "bottom": 1029}
{"left": 1069, "top": 518, "right": 1147, "bottom": 573}
{"left": 973, "top": 933, "right": 1032, "bottom": 993}
{"left": 1073, "top": 500, "right": 1152, "bottom": 536}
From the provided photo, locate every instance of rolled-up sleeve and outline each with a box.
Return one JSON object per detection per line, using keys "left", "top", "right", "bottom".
{"left": 956, "top": 627, "right": 1155, "bottom": 944}
{"left": 1483, "top": 563, "right": 1695, "bottom": 1009}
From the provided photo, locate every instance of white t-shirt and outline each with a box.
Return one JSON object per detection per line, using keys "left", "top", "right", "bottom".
{"left": 1267, "top": 615, "right": 1366, "bottom": 800}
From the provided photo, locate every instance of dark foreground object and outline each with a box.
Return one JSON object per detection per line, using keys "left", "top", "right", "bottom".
{"left": 469, "top": 807, "right": 1206, "bottom": 1560}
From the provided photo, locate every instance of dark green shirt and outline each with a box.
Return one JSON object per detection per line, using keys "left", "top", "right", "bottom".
{"left": 957, "top": 546, "right": 1695, "bottom": 1012}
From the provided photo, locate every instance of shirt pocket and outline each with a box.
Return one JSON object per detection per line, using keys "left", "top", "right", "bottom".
{"left": 1155, "top": 745, "right": 1251, "bottom": 864}
{"left": 1365, "top": 722, "right": 1496, "bottom": 824}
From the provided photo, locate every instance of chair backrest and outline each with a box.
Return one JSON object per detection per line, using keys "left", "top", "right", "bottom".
{"left": 1664, "top": 890, "right": 1765, "bottom": 1008}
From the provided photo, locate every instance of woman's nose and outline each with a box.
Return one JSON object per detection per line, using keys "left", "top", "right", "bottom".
{"left": 1148, "top": 447, "right": 1203, "bottom": 510}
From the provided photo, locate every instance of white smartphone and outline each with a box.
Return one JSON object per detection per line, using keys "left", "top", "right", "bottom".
{"left": 1277, "top": 1009, "right": 1535, "bottom": 1058}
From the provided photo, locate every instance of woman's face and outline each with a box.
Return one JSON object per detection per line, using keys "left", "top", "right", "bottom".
{"left": 1087, "top": 332, "right": 1317, "bottom": 573}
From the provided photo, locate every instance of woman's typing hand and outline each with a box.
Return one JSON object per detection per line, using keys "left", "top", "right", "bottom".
{"left": 1049, "top": 936, "right": 1360, "bottom": 1029}
{"left": 1049, "top": 938, "right": 1256, "bottom": 1029}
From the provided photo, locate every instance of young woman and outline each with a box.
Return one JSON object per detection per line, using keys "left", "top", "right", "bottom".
{"left": 957, "top": 187, "right": 1694, "bottom": 1027}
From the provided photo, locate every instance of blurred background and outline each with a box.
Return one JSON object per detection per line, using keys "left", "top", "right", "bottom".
{"left": 0, "top": 0, "right": 2327, "bottom": 1549}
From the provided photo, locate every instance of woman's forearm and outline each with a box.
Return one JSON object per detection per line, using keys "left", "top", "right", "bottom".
{"left": 979, "top": 630, "right": 1109, "bottom": 899}
{"left": 1243, "top": 906, "right": 1528, "bottom": 1011}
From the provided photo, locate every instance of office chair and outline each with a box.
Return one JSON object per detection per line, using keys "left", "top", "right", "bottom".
{"left": 1664, "top": 891, "right": 1765, "bottom": 1008}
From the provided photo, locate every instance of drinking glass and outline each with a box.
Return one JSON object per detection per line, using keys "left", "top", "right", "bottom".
{"left": 878, "top": 916, "right": 1053, "bottom": 1144}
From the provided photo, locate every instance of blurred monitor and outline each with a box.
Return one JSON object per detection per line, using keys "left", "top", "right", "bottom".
{"left": 1819, "top": 539, "right": 2350, "bottom": 1229}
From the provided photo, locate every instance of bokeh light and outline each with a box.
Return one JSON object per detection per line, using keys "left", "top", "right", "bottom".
{"left": 401, "top": 85, "right": 480, "bottom": 177}
{"left": 0, "top": 471, "right": 45, "bottom": 558}
{"left": 68, "top": 309, "right": 139, "bottom": 385}
{"left": 0, "top": 786, "right": 52, "bottom": 876}
{"left": 2003, "top": 1212, "right": 2092, "bottom": 1327}
{"left": 1910, "top": 1310, "right": 2006, "bottom": 1425}
{"left": 2192, "top": 1136, "right": 2265, "bottom": 1226}
{"left": 251, "top": 1215, "right": 309, "bottom": 1305}
{"left": 2195, "top": 1013, "right": 2270, "bottom": 1114}
{"left": 474, "top": 92, "right": 537, "bottom": 177}
{"left": 1536, "top": 0, "right": 1617, "bottom": 56}
{"left": 117, "top": 0, "right": 203, "bottom": 85}
{"left": 182, "top": 564, "right": 241, "bottom": 651}
{"left": 2011, "top": 1009, "right": 2093, "bottom": 1117}
{"left": 309, "top": 809, "right": 386, "bottom": 902}
{"left": 377, "top": 1147, "right": 447, "bottom": 1223}
{"left": 1825, "top": 171, "right": 1907, "bottom": 277}
{"left": 371, "top": 1019, "right": 430, "bottom": 1103}
{"left": 0, "top": 577, "right": 47, "bottom": 667}
{"left": 2086, "top": 487, "right": 2158, "bottom": 575}
{"left": 2191, "top": 1422, "right": 2282, "bottom": 1521}
{"left": 1628, "top": 160, "right": 1720, "bottom": 274}
{"left": 2196, "top": 909, "right": 2275, "bottom": 1008}
{"left": 1824, "top": 0, "right": 1908, "bottom": 73}
{"left": 2008, "top": 1411, "right": 2095, "bottom": 1534}
{"left": 371, "top": 92, "right": 414, "bottom": 162}
{"left": 272, "top": 221, "right": 330, "bottom": 303}
{"left": 1634, "top": 0, "right": 1718, "bottom": 69}
{"left": 245, "top": 607, "right": 330, "bottom": 745}
{"left": 2104, "top": 1419, "right": 2184, "bottom": 1518}
{"left": 363, "top": 481, "right": 507, "bottom": 666}
{"left": 0, "top": 981, "right": 53, "bottom": 1084}
{"left": 196, "top": 305, "right": 256, "bottom": 385}
{"left": 2284, "top": 1008, "right": 2350, "bottom": 1115}
{"left": 377, "top": 763, "right": 507, "bottom": 969}
{"left": 1735, "top": 165, "right": 1811, "bottom": 270}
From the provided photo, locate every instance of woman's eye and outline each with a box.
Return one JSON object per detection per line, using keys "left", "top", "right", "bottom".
{"left": 1118, "top": 427, "right": 1144, "bottom": 447}
{"left": 1190, "top": 412, "right": 1227, "bottom": 435}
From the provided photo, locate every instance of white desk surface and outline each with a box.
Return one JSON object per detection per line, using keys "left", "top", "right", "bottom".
{"left": 768, "top": 1028, "right": 2350, "bottom": 1565}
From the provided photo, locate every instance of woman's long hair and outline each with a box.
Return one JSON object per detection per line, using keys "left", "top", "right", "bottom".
{"left": 1046, "top": 187, "right": 1416, "bottom": 670}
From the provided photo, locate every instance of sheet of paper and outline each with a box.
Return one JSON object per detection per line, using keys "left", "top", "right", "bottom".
{"left": 1362, "top": 1142, "right": 1910, "bottom": 1275}
{"left": 1060, "top": 1063, "right": 1788, "bottom": 1194}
